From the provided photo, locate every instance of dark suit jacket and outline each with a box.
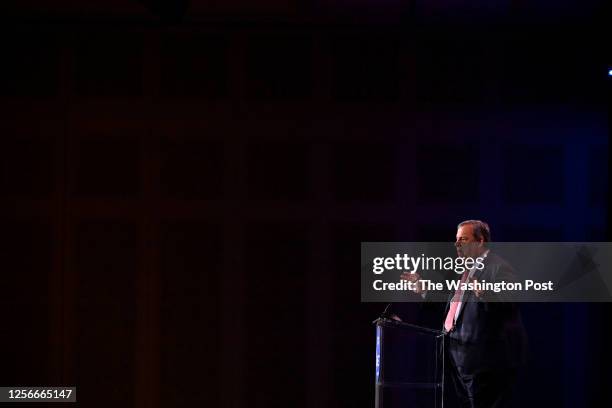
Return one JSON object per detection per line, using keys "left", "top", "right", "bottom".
{"left": 446, "top": 251, "right": 528, "bottom": 374}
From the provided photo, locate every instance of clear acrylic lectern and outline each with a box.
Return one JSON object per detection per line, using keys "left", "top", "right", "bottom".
{"left": 374, "top": 318, "right": 445, "bottom": 408}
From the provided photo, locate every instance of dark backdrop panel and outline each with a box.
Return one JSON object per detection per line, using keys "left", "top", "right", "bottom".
{"left": 160, "top": 221, "right": 221, "bottom": 407}
{"left": 75, "top": 221, "right": 138, "bottom": 408}
{"left": 245, "top": 222, "right": 310, "bottom": 408}
{"left": 330, "top": 223, "right": 397, "bottom": 408}
{"left": 0, "top": 220, "right": 52, "bottom": 385}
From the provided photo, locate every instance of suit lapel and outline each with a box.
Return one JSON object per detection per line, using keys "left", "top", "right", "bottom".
{"left": 454, "top": 289, "right": 472, "bottom": 326}
{"left": 454, "top": 254, "right": 491, "bottom": 325}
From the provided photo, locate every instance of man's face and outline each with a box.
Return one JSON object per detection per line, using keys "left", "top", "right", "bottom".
{"left": 455, "top": 224, "right": 484, "bottom": 258}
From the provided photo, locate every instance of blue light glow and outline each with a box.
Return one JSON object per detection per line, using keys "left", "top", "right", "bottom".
{"left": 609, "top": 69, "right": 612, "bottom": 76}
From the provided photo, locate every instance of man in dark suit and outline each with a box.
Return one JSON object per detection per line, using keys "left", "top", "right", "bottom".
{"left": 402, "top": 220, "right": 527, "bottom": 408}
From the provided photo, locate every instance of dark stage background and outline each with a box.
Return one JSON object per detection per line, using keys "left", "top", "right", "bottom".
{"left": 1, "top": 1, "right": 611, "bottom": 407}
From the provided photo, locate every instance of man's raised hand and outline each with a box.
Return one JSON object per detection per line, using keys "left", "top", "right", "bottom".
{"left": 400, "top": 271, "right": 424, "bottom": 294}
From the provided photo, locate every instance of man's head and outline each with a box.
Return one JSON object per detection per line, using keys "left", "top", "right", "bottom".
{"left": 455, "top": 220, "right": 490, "bottom": 258}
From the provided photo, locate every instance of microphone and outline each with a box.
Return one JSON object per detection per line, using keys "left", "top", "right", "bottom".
{"left": 373, "top": 303, "right": 394, "bottom": 324}
{"left": 380, "top": 303, "right": 393, "bottom": 319}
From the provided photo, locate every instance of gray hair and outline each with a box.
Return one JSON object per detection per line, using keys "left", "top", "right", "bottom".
{"left": 458, "top": 220, "right": 491, "bottom": 242}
